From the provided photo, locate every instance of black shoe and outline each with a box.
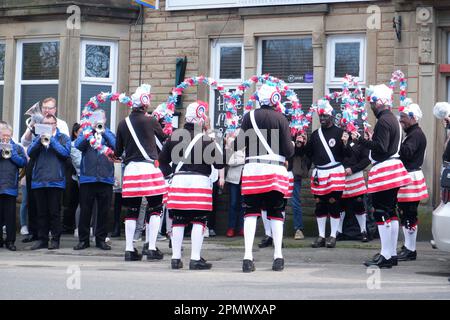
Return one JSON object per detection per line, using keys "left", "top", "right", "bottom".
{"left": 189, "top": 259, "right": 212, "bottom": 270}
{"left": 5, "top": 242, "right": 16, "bottom": 251}
{"left": 312, "top": 236, "right": 326, "bottom": 248}
{"left": 361, "top": 232, "right": 369, "bottom": 242}
{"left": 96, "top": 241, "right": 111, "bottom": 251}
{"left": 0, "top": 238, "right": 3, "bottom": 248}
{"left": 326, "top": 237, "right": 337, "bottom": 248}
{"left": 73, "top": 241, "right": 90, "bottom": 250}
{"left": 242, "top": 259, "right": 256, "bottom": 273}
{"left": 258, "top": 236, "right": 273, "bottom": 248}
{"left": 171, "top": 259, "right": 183, "bottom": 269}
{"left": 110, "top": 224, "right": 121, "bottom": 238}
{"left": 22, "top": 234, "right": 37, "bottom": 243}
{"left": 31, "top": 240, "right": 48, "bottom": 250}
{"left": 168, "top": 239, "right": 172, "bottom": 249}
{"left": 391, "top": 255, "right": 398, "bottom": 266}
{"left": 272, "top": 258, "right": 284, "bottom": 271}
{"left": 125, "top": 249, "right": 142, "bottom": 261}
{"left": 397, "top": 248, "right": 417, "bottom": 261}
{"left": 147, "top": 248, "right": 164, "bottom": 260}
{"left": 363, "top": 254, "right": 393, "bottom": 268}
{"left": 142, "top": 243, "right": 150, "bottom": 256}
{"left": 48, "top": 240, "right": 60, "bottom": 250}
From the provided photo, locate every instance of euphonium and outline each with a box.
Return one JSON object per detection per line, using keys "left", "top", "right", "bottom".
{"left": 25, "top": 102, "right": 44, "bottom": 130}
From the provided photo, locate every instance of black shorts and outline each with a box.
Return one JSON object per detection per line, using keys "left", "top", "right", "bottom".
{"left": 341, "top": 195, "right": 366, "bottom": 215}
{"left": 243, "top": 191, "right": 285, "bottom": 221}
{"left": 170, "top": 209, "right": 208, "bottom": 227}
{"left": 314, "top": 191, "right": 343, "bottom": 219}
{"left": 398, "top": 201, "right": 419, "bottom": 228}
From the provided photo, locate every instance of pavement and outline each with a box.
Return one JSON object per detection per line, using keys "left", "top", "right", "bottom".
{"left": 0, "top": 234, "right": 449, "bottom": 300}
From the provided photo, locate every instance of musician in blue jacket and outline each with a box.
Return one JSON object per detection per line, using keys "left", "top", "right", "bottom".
{"left": 73, "top": 109, "right": 116, "bottom": 251}
{"left": 0, "top": 123, "right": 27, "bottom": 251}
{"left": 27, "top": 114, "right": 71, "bottom": 250}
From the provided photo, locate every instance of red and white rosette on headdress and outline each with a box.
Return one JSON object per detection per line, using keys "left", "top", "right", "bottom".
{"left": 185, "top": 101, "right": 208, "bottom": 125}
{"left": 131, "top": 84, "right": 152, "bottom": 109}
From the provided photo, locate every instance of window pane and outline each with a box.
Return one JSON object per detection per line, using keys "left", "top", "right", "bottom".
{"left": 0, "top": 44, "right": 5, "bottom": 81}
{"left": 220, "top": 46, "right": 241, "bottom": 79}
{"left": 20, "top": 84, "right": 59, "bottom": 137}
{"left": 85, "top": 45, "right": 111, "bottom": 78}
{"left": 213, "top": 89, "right": 243, "bottom": 137}
{"left": 81, "top": 84, "right": 113, "bottom": 126}
{"left": 22, "top": 42, "right": 59, "bottom": 80}
{"left": 262, "top": 39, "right": 313, "bottom": 83}
{"left": 335, "top": 42, "right": 360, "bottom": 78}
{"left": 0, "top": 85, "right": 3, "bottom": 119}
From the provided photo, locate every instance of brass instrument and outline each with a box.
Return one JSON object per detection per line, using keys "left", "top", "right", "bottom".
{"left": 25, "top": 102, "right": 44, "bottom": 130}
{"left": 40, "top": 134, "right": 51, "bottom": 147}
{"left": 1, "top": 142, "right": 12, "bottom": 159}
{"left": 95, "top": 121, "right": 105, "bottom": 134}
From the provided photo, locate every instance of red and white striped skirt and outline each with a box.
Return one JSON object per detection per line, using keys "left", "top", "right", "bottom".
{"left": 310, "top": 165, "right": 346, "bottom": 196}
{"left": 284, "top": 171, "right": 295, "bottom": 199}
{"left": 122, "top": 162, "right": 167, "bottom": 198}
{"left": 167, "top": 174, "right": 213, "bottom": 211}
{"left": 342, "top": 171, "right": 367, "bottom": 198}
{"left": 397, "top": 170, "right": 428, "bottom": 202}
{"left": 241, "top": 163, "right": 289, "bottom": 196}
{"left": 367, "top": 159, "right": 411, "bottom": 194}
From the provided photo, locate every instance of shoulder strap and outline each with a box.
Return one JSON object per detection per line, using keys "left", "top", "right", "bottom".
{"left": 175, "top": 133, "right": 204, "bottom": 173}
{"left": 318, "top": 127, "right": 337, "bottom": 164}
{"left": 155, "top": 137, "right": 163, "bottom": 151}
{"left": 250, "top": 110, "right": 275, "bottom": 156}
{"left": 125, "top": 117, "right": 151, "bottom": 161}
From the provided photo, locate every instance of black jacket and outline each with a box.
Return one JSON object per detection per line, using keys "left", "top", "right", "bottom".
{"left": 343, "top": 141, "right": 370, "bottom": 173}
{"left": 400, "top": 123, "right": 427, "bottom": 171}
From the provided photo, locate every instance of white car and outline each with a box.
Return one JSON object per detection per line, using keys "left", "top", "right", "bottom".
{"left": 432, "top": 201, "right": 450, "bottom": 252}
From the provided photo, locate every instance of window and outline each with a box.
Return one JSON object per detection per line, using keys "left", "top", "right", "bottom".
{"left": 258, "top": 37, "right": 314, "bottom": 130}
{"left": 326, "top": 35, "right": 366, "bottom": 85}
{"left": 0, "top": 42, "right": 5, "bottom": 119}
{"left": 210, "top": 39, "right": 244, "bottom": 136}
{"left": 14, "top": 39, "right": 60, "bottom": 139}
{"left": 79, "top": 40, "right": 118, "bottom": 131}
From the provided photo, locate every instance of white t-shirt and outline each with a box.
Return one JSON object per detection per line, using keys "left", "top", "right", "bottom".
{"left": 57, "top": 118, "right": 70, "bottom": 137}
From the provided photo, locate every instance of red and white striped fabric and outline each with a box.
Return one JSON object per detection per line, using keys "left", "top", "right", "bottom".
{"left": 241, "top": 163, "right": 289, "bottom": 196}
{"left": 284, "top": 171, "right": 295, "bottom": 199}
{"left": 122, "top": 161, "right": 167, "bottom": 198}
{"left": 167, "top": 174, "right": 213, "bottom": 211}
{"left": 367, "top": 159, "right": 411, "bottom": 194}
{"left": 397, "top": 170, "right": 428, "bottom": 202}
{"left": 342, "top": 171, "right": 367, "bottom": 198}
{"left": 310, "top": 165, "right": 346, "bottom": 196}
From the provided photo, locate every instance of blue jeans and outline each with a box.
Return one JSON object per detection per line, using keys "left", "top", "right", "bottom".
{"left": 19, "top": 185, "right": 28, "bottom": 227}
{"left": 290, "top": 177, "right": 304, "bottom": 231}
{"left": 228, "top": 183, "right": 244, "bottom": 231}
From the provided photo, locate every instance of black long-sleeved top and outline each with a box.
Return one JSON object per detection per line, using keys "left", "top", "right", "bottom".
{"left": 233, "top": 106, "right": 294, "bottom": 161}
{"left": 116, "top": 110, "right": 167, "bottom": 165}
{"left": 343, "top": 140, "right": 370, "bottom": 173}
{"left": 443, "top": 136, "right": 450, "bottom": 162}
{"left": 296, "top": 125, "right": 350, "bottom": 167}
{"left": 358, "top": 109, "right": 401, "bottom": 163}
{"left": 400, "top": 123, "right": 427, "bottom": 171}
{"left": 158, "top": 123, "right": 224, "bottom": 177}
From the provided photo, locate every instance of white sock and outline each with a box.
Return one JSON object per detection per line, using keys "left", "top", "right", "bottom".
{"left": 191, "top": 223, "right": 204, "bottom": 261}
{"left": 317, "top": 217, "right": 326, "bottom": 238}
{"left": 378, "top": 224, "right": 392, "bottom": 260}
{"left": 338, "top": 212, "right": 345, "bottom": 233}
{"left": 244, "top": 216, "right": 257, "bottom": 260}
{"left": 148, "top": 215, "right": 161, "bottom": 250}
{"left": 356, "top": 213, "right": 367, "bottom": 232}
{"left": 125, "top": 219, "right": 136, "bottom": 252}
{"left": 171, "top": 226, "right": 184, "bottom": 259}
{"left": 144, "top": 223, "right": 150, "bottom": 244}
{"left": 270, "top": 219, "right": 284, "bottom": 259}
{"left": 403, "top": 225, "right": 418, "bottom": 251}
{"left": 391, "top": 220, "right": 399, "bottom": 257}
{"left": 261, "top": 210, "right": 272, "bottom": 237}
{"left": 330, "top": 217, "right": 340, "bottom": 238}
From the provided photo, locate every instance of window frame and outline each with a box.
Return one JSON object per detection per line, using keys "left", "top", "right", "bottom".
{"left": 0, "top": 40, "right": 5, "bottom": 119}
{"left": 14, "top": 38, "right": 60, "bottom": 141}
{"left": 326, "top": 34, "right": 366, "bottom": 86}
{"left": 209, "top": 39, "right": 244, "bottom": 131}
{"left": 257, "top": 36, "right": 314, "bottom": 91}
{"left": 78, "top": 39, "right": 118, "bottom": 132}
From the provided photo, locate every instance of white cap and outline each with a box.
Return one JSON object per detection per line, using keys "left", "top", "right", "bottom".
{"left": 185, "top": 101, "right": 208, "bottom": 124}
{"left": 256, "top": 84, "right": 282, "bottom": 107}
{"left": 367, "top": 84, "right": 393, "bottom": 107}
{"left": 433, "top": 102, "right": 450, "bottom": 120}
{"left": 131, "top": 84, "right": 152, "bottom": 108}
{"left": 400, "top": 103, "right": 422, "bottom": 121}
{"left": 317, "top": 99, "right": 334, "bottom": 116}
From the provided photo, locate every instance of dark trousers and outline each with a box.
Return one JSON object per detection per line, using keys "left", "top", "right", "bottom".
{"left": 113, "top": 192, "right": 123, "bottom": 227}
{"left": 0, "top": 194, "right": 17, "bottom": 243}
{"left": 371, "top": 188, "right": 400, "bottom": 223}
{"left": 79, "top": 183, "right": 112, "bottom": 243}
{"left": 62, "top": 178, "right": 79, "bottom": 232}
{"left": 228, "top": 183, "right": 244, "bottom": 230}
{"left": 26, "top": 160, "right": 38, "bottom": 238}
{"left": 34, "top": 188, "right": 63, "bottom": 242}
{"left": 207, "top": 182, "right": 218, "bottom": 230}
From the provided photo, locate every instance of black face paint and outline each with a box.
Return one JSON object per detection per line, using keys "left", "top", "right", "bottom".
{"left": 319, "top": 115, "right": 332, "bottom": 128}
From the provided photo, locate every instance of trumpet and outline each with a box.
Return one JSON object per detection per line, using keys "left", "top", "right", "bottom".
{"left": 95, "top": 121, "right": 105, "bottom": 134}
{"left": 1, "top": 143, "right": 12, "bottom": 159}
{"left": 40, "top": 134, "right": 51, "bottom": 147}
{"left": 25, "top": 102, "right": 44, "bottom": 130}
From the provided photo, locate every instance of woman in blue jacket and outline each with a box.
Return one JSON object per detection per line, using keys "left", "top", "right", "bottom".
{"left": 0, "top": 123, "right": 27, "bottom": 251}
{"left": 27, "top": 115, "right": 71, "bottom": 250}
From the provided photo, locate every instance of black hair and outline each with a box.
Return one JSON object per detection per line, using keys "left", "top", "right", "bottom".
{"left": 71, "top": 122, "right": 81, "bottom": 141}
